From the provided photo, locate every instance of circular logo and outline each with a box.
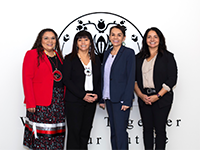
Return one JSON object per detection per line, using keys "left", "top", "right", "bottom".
{"left": 59, "top": 12, "right": 143, "bottom": 61}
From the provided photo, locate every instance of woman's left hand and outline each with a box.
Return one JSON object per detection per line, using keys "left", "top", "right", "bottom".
{"left": 93, "top": 94, "right": 98, "bottom": 101}
{"left": 149, "top": 95, "right": 159, "bottom": 103}
{"left": 121, "top": 105, "right": 130, "bottom": 111}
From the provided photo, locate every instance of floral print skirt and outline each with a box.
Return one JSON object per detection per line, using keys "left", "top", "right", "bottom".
{"left": 23, "top": 87, "right": 65, "bottom": 150}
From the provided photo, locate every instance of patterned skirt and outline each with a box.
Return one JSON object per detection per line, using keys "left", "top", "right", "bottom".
{"left": 23, "top": 87, "right": 65, "bottom": 150}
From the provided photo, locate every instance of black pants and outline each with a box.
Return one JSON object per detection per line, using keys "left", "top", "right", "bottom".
{"left": 65, "top": 101, "right": 97, "bottom": 150}
{"left": 139, "top": 100, "right": 171, "bottom": 150}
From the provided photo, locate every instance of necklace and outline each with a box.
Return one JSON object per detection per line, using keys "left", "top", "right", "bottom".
{"left": 45, "top": 51, "right": 62, "bottom": 82}
{"left": 78, "top": 53, "right": 92, "bottom": 76}
{"left": 44, "top": 50, "right": 56, "bottom": 57}
{"left": 111, "top": 49, "right": 119, "bottom": 58}
{"left": 84, "top": 66, "right": 92, "bottom": 76}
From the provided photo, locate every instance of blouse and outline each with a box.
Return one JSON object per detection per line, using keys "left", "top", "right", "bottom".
{"left": 102, "top": 54, "right": 116, "bottom": 99}
{"left": 142, "top": 54, "right": 170, "bottom": 91}
{"left": 80, "top": 59, "right": 93, "bottom": 91}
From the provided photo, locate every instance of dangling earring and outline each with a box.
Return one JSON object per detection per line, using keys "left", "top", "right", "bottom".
{"left": 122, "top": 41, "right": 126, "bottom": 46}
{"left": 89, "top": 45, "right": 91, "bottom": 53}
{"left": 109, "top": 42, "right": 112, "bottom": 46}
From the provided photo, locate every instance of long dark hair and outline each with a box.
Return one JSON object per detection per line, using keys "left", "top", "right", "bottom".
{"left": 31, "top": 28, "right": 63, "bottom": 65}
{"left": 139, "top": 27, "right": 167, "bottom": 58}
{"left": 69, "top": 30, "right": 95, "bottom": 63}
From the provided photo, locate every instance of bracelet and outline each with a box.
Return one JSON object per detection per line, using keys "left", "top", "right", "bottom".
{"left": 157, "top": 93, "right": 162, "bottom": 99}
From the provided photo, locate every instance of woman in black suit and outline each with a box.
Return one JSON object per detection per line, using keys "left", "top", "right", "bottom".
{"left": 63, "top": 30, "right": 101, "bottom": 150}
{"left": 134, "top": 27, "right": 178, "bottom": 150}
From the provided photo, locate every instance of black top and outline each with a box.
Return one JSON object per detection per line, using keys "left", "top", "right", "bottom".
{"left": 48, "top": 55, "right": 64, "bottom": 88}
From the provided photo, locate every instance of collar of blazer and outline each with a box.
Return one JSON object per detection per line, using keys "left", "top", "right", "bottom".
{"left": 75, "top": 54, "right": 97, "bottom": 77}
{"left": 43, "top": 53, "right": 53, "bottom": 74}
{"left": 103, "top": 45, "right": 125, "bottom": 63}
{"left": 103, "top": 45, "right": 125, "bottom": 69}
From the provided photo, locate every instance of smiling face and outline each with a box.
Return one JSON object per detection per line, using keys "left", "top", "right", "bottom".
{"left": 77, "top": 37, "right": 91, "bottom": 52}
{"left": 41, "top": 31, "right": 56, "bottom": 52}
{"left": 146, "top": 30, "right": 160, "bottom": 50}
{"left": 109, "top": 27, "right": 126, "bottom": 48}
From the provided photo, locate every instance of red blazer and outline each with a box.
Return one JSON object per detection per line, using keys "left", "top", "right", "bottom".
{"left": 22, "top": 49, "right": 63, "bottom": 109}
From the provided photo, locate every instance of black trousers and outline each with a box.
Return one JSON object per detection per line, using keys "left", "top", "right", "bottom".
{"left": 139, "top": 100, "right": 171, "bottom": 150}
{"left": 65, "top": 101, "right": 97, "bottom": 150}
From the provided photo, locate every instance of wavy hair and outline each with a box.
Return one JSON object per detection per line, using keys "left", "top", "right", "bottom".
{"left": 31, "top": 28, "right": 63, "bottom": 65}
{"left": 139, "top": 27, "right": 167, "bottom": 58}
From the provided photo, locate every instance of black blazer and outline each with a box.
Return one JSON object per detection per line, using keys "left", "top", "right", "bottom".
{"left": 63, "top": 54, "right": 101, "bottom": 103}
{"left": 136, "top": 50, "right": 178, "bottom": 108}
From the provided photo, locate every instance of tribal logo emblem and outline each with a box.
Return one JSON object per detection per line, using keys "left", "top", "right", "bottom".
{"left": 59, "top": 12, "right": 143, "bottom": 62}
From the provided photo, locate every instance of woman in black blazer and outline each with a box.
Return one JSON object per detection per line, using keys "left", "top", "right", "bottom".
{"left": 63, "top": 30, "right": 101, "bottom": 150}
{"left": 134, "top": 27, "right": 177, "bottom": 150}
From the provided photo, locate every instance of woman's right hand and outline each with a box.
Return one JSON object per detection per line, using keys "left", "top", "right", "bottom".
{"left": 99, "top": 103, "right": 105, "bottom": 109}
{"left": 135, "top": 82, "right": 151, "bottom": 105}
{"left": 27, "top": 108, "right": 35, "bottom": 113}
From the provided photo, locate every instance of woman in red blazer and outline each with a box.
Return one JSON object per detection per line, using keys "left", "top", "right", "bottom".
{"left": 22, "top": 28, "right": 65, "bottom": 150}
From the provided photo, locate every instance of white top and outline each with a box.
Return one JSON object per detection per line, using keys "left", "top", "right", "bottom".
{"left": 80, "top": 59, "right": 93, "bottom": 91}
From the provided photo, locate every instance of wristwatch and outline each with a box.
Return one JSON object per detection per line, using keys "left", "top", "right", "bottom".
{"left": 157, "top": 93, "right": 162, "bottom": 99}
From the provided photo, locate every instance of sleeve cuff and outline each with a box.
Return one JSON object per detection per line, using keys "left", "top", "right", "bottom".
{"left": 162, "top": 83, "right": 171, "bottom": 91}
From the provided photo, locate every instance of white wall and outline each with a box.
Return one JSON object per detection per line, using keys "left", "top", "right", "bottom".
{"left": 0, "top": 0, "right": 200, "bottom": 149}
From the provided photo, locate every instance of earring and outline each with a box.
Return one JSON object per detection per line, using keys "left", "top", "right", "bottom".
{"left": 109, "top": 42, "right": 112, "bottom": 46}
{"left": 122, "top": 42, "right": 126, "bottom": 46}
{"left": 89, "top": 46, "right": 91, "bottom": 52}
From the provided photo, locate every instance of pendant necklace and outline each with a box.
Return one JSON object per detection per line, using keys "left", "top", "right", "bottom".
{"left": 78, "top": 53, "right": 92, "bottom": 76}
{"left": 44, "top": 50, "right": 63, "bottom": 82}
{"left": 111, "top": 49, "right": 118, "bottom": 58}
{"left": 84, "top": 66, "right": 92, "bottom": 76}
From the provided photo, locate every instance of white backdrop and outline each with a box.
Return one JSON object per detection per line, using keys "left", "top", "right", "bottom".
{"left": 0, "top": 0, "right": 200, "bottom": 150}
